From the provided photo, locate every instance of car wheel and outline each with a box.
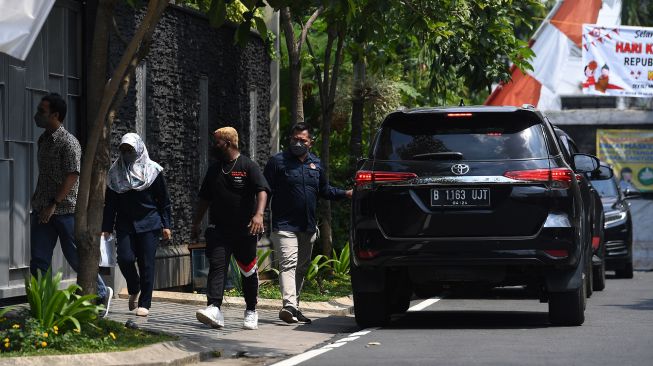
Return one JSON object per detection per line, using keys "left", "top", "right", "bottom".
{"left": 390, "top": 289, "right": 412, "bottom": 314}
{"left": 353, "top": 291, "right": 389, "bottom": 328}
{"left": 616, "top": 261, "right": 634, "bottom": 279}
{"left": 548, "top": 283, "right": 586, "bottom": 326}
{"left": 592, "top": 258, "right": 606, "bottom": 291}
{"left": 387, "top": 271, "right": 412, "bottom": 314}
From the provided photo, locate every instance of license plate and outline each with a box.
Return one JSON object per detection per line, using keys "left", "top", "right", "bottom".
{"left": 430, "top": 188, "right": 491, "bottom": 207}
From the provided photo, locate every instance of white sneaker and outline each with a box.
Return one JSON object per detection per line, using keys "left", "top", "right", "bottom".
{"left": 243, "top": 310, "right": 258, "bottom": 330}
{"left": 135, "top": 307, "right": 149, "bottom": 317}
{"left": 196, "top": 305, "right": 224, "bottom": 329}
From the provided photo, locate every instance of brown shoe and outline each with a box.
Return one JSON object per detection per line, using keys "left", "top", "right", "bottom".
{"left": 129, "top": 293, "right": 139, "bottom": 311}
{"left": 135, "top": 307, "right": 149, "bottom": 317}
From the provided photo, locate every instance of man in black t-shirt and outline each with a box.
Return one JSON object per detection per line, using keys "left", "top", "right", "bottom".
{"left": 191, "top": 127, "right": 269, "bottom": 330}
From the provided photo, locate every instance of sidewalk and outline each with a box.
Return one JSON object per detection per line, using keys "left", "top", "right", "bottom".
{"left": 0, "top": 292, "right": 355, "bottom": 366}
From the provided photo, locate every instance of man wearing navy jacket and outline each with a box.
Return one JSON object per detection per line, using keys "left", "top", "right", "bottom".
{"left": 264, "top": 122, "right": 352, "bottom": 324}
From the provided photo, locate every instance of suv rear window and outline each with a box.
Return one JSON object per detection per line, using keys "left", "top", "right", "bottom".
{"left": 374, "top": 114, "right": 549, "bottom": 161}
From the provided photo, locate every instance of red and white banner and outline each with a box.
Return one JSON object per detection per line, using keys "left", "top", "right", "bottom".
{"left": 582, "top": 24, "right": 653, "bottom": 97}
{"left": 0, "top": 0, "right": 55, "bottom": 61}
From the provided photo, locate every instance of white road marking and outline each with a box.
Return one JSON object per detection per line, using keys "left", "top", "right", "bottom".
{"left": 269, "top": 328, "right": 378, "bottom": 366}
{"left": 270, "top": 349, "right": 332, "bottom": 366}
{"left": 407, "top": 297, "right": 441, "bottom": 312}
{"left": 334, "top": 336, "right": 360, "bottom": 343}
{"left": 270, "top": 298, "right": 445, "bottom": 366}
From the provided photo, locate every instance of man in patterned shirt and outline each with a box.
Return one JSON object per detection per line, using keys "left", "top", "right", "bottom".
{"left": 30, "top": 93, "right": 112, "bottom": 316}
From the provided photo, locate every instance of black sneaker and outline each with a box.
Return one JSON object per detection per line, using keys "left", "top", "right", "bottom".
{"left": 279, "top": 306, "right": 298, "bottom": 324}
{"left": 296, "top": 310, "right": 312, "bottom": 324}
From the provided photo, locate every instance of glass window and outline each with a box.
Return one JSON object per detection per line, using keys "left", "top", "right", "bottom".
{"left": 375, "top": 115, "right": 549, "bottom": 161}
{"left": 590, "top": 177, "right": 619, "bottom": 197}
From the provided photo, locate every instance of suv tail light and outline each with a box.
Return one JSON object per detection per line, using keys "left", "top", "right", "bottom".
{"left": 544, "top": 249, "right": 569, "bottom": 258}
{"left": 447, "top": 112, "right": 473, "bottom": 118}
{"left": 355, "top": 171, "right": 417, "bottom": 186}
{"left": 503, "top": 168, "right": 573, "bottom": 189}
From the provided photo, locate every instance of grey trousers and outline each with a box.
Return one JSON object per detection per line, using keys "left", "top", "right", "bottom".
{"left": 271, "top": 230, "right": 317, "bottom": 310}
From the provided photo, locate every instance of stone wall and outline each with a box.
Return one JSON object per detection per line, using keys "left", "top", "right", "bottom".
{"left": 108, "top": 4, "right": 271, "bottom": 289}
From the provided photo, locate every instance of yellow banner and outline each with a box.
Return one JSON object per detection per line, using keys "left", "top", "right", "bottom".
{"left": 596, "top": 129, "right": 653, "bottom": 192}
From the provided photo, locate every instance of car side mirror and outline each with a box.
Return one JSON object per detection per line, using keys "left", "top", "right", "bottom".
{"left": 590, "top": 165, "right": 614, "bottom": 180}
{"left": 573, "top": 153, "right": 600, "bottom": 173}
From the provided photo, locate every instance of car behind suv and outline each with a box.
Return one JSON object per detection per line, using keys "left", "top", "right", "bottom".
{"left": 589, "top": 164, "right": 635, "bottom": 278}
{"left": 350, "top": 106, "right": 600, "bottom": 327}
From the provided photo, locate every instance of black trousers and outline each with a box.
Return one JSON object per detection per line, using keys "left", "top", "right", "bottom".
{"left": 205, "top": 227, "right": 258, "bottom": 311}
{"left": 116, "top": 229, "right": 159, "bottom": 309}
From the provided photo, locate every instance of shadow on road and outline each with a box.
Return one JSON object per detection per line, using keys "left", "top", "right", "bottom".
{"left": 276, "top": 315, "right": 359, "bottom": 335}
{"left": 387, "top": 310, "right": 552, "bottom": 330}
{"left": 602, "top": 297, "right": 653, "bottom": 311}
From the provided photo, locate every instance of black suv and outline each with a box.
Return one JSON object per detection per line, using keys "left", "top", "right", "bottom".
{"left": 350, "top": 106, "right": 600, "bottom": 327}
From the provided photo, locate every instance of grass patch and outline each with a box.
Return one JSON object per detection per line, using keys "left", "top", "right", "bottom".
{"left": 226, "top": 274, "right": 352, "bottom": 302}
{"left": 0, "top": 312, "right": 175, "bottom": 357}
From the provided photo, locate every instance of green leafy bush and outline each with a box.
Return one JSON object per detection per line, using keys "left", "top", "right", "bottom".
{"left": 331, "top": 245, "right": 350, "bottom": 276}
{"left": 0, "top": 314, "right": 173, "bottom": 356}
{"left": 25, "top": 269, "right": 102, "bottom": 331}
{"left": 305, "top": 255, "right": 335, "bottom": 282}
{"left": 256, "top": 248, "right": 279, "bottom": 277}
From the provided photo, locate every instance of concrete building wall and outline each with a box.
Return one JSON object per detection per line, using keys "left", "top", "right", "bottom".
{"left": 108, "top": 4, "right": 272, "bottom": 290}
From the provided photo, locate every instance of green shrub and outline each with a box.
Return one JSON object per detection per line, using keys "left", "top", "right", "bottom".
{"left": 0, "top": 315, "right": 173, "bottom": 355}
{"left": 331, "top": 244, "right": 350, "bottom": 276}
{"left": 25, "top": 269, "right": 102, "bottom": 331}
{"left": 256, "top": 248, "right": 279, "bottom": 277}
{"left": 305, "top": 255, "right": 335, "bottom": 282}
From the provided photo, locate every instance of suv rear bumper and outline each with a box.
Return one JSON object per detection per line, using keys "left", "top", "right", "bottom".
{"left": 351, "top": 226, "right": 581, "bottom": 268}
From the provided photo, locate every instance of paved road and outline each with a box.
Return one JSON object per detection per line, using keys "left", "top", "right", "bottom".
{"left": 268, "top": 271, "right": 653, "bottom": 366}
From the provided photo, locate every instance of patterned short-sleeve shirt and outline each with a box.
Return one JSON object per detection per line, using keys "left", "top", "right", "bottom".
{"left": 31, "top": 125, "right": 81, "bottom": 215}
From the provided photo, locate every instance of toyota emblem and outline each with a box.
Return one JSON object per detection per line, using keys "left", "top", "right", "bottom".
{"left": 451, "top": 163, "right": 470, "bottom": 175}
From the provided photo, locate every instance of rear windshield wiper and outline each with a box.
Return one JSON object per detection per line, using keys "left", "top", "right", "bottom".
{"left": 411, "top": 152, "right": 464, "bottom": 160}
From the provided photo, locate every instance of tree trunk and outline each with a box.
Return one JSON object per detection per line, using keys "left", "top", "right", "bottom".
{"left": 349, "top": 57, "right": 366, "bottom": 174}
{"left": 290, "top": 60, "right": 304, "bottom": 123}
{"left": 317, "top": 27, "right": 345, "bottom": 257}
{"left": 76, "top": 0, "right": 168, "bottom": 296}
{"left": 76, "top": 0, "right": 115, "bottom": 296}
{"left": 280, "top": 8, "right": 303, "bottom": 124}
{"left": 280, "top": 6, "right": 323, "bottom": 124}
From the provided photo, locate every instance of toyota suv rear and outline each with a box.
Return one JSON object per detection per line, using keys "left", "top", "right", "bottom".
{"left": 350, "top": 106, "right": 600, "bottom": 327}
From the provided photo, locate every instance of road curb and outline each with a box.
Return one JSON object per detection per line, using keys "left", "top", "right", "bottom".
{"left": 118, "top": 289, "right": 354, "bottom": 316}
{"left": 0, "top": 340, "right": 220, "bottom": 366}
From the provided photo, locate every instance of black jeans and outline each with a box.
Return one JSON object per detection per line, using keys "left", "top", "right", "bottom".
{"left": 116, "top": 229, "right": 159, "bottom": 309}
{"left": 205, "top": 227, "right": 258, "bottom": 311}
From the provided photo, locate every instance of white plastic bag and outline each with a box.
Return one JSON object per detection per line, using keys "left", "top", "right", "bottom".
{"left": 99, "top": 234, "right": 116, "bottom": 267}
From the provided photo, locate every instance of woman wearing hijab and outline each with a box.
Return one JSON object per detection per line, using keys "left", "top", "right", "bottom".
{"left": 102, "top": 133, "right": 172, "bottom": 317}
